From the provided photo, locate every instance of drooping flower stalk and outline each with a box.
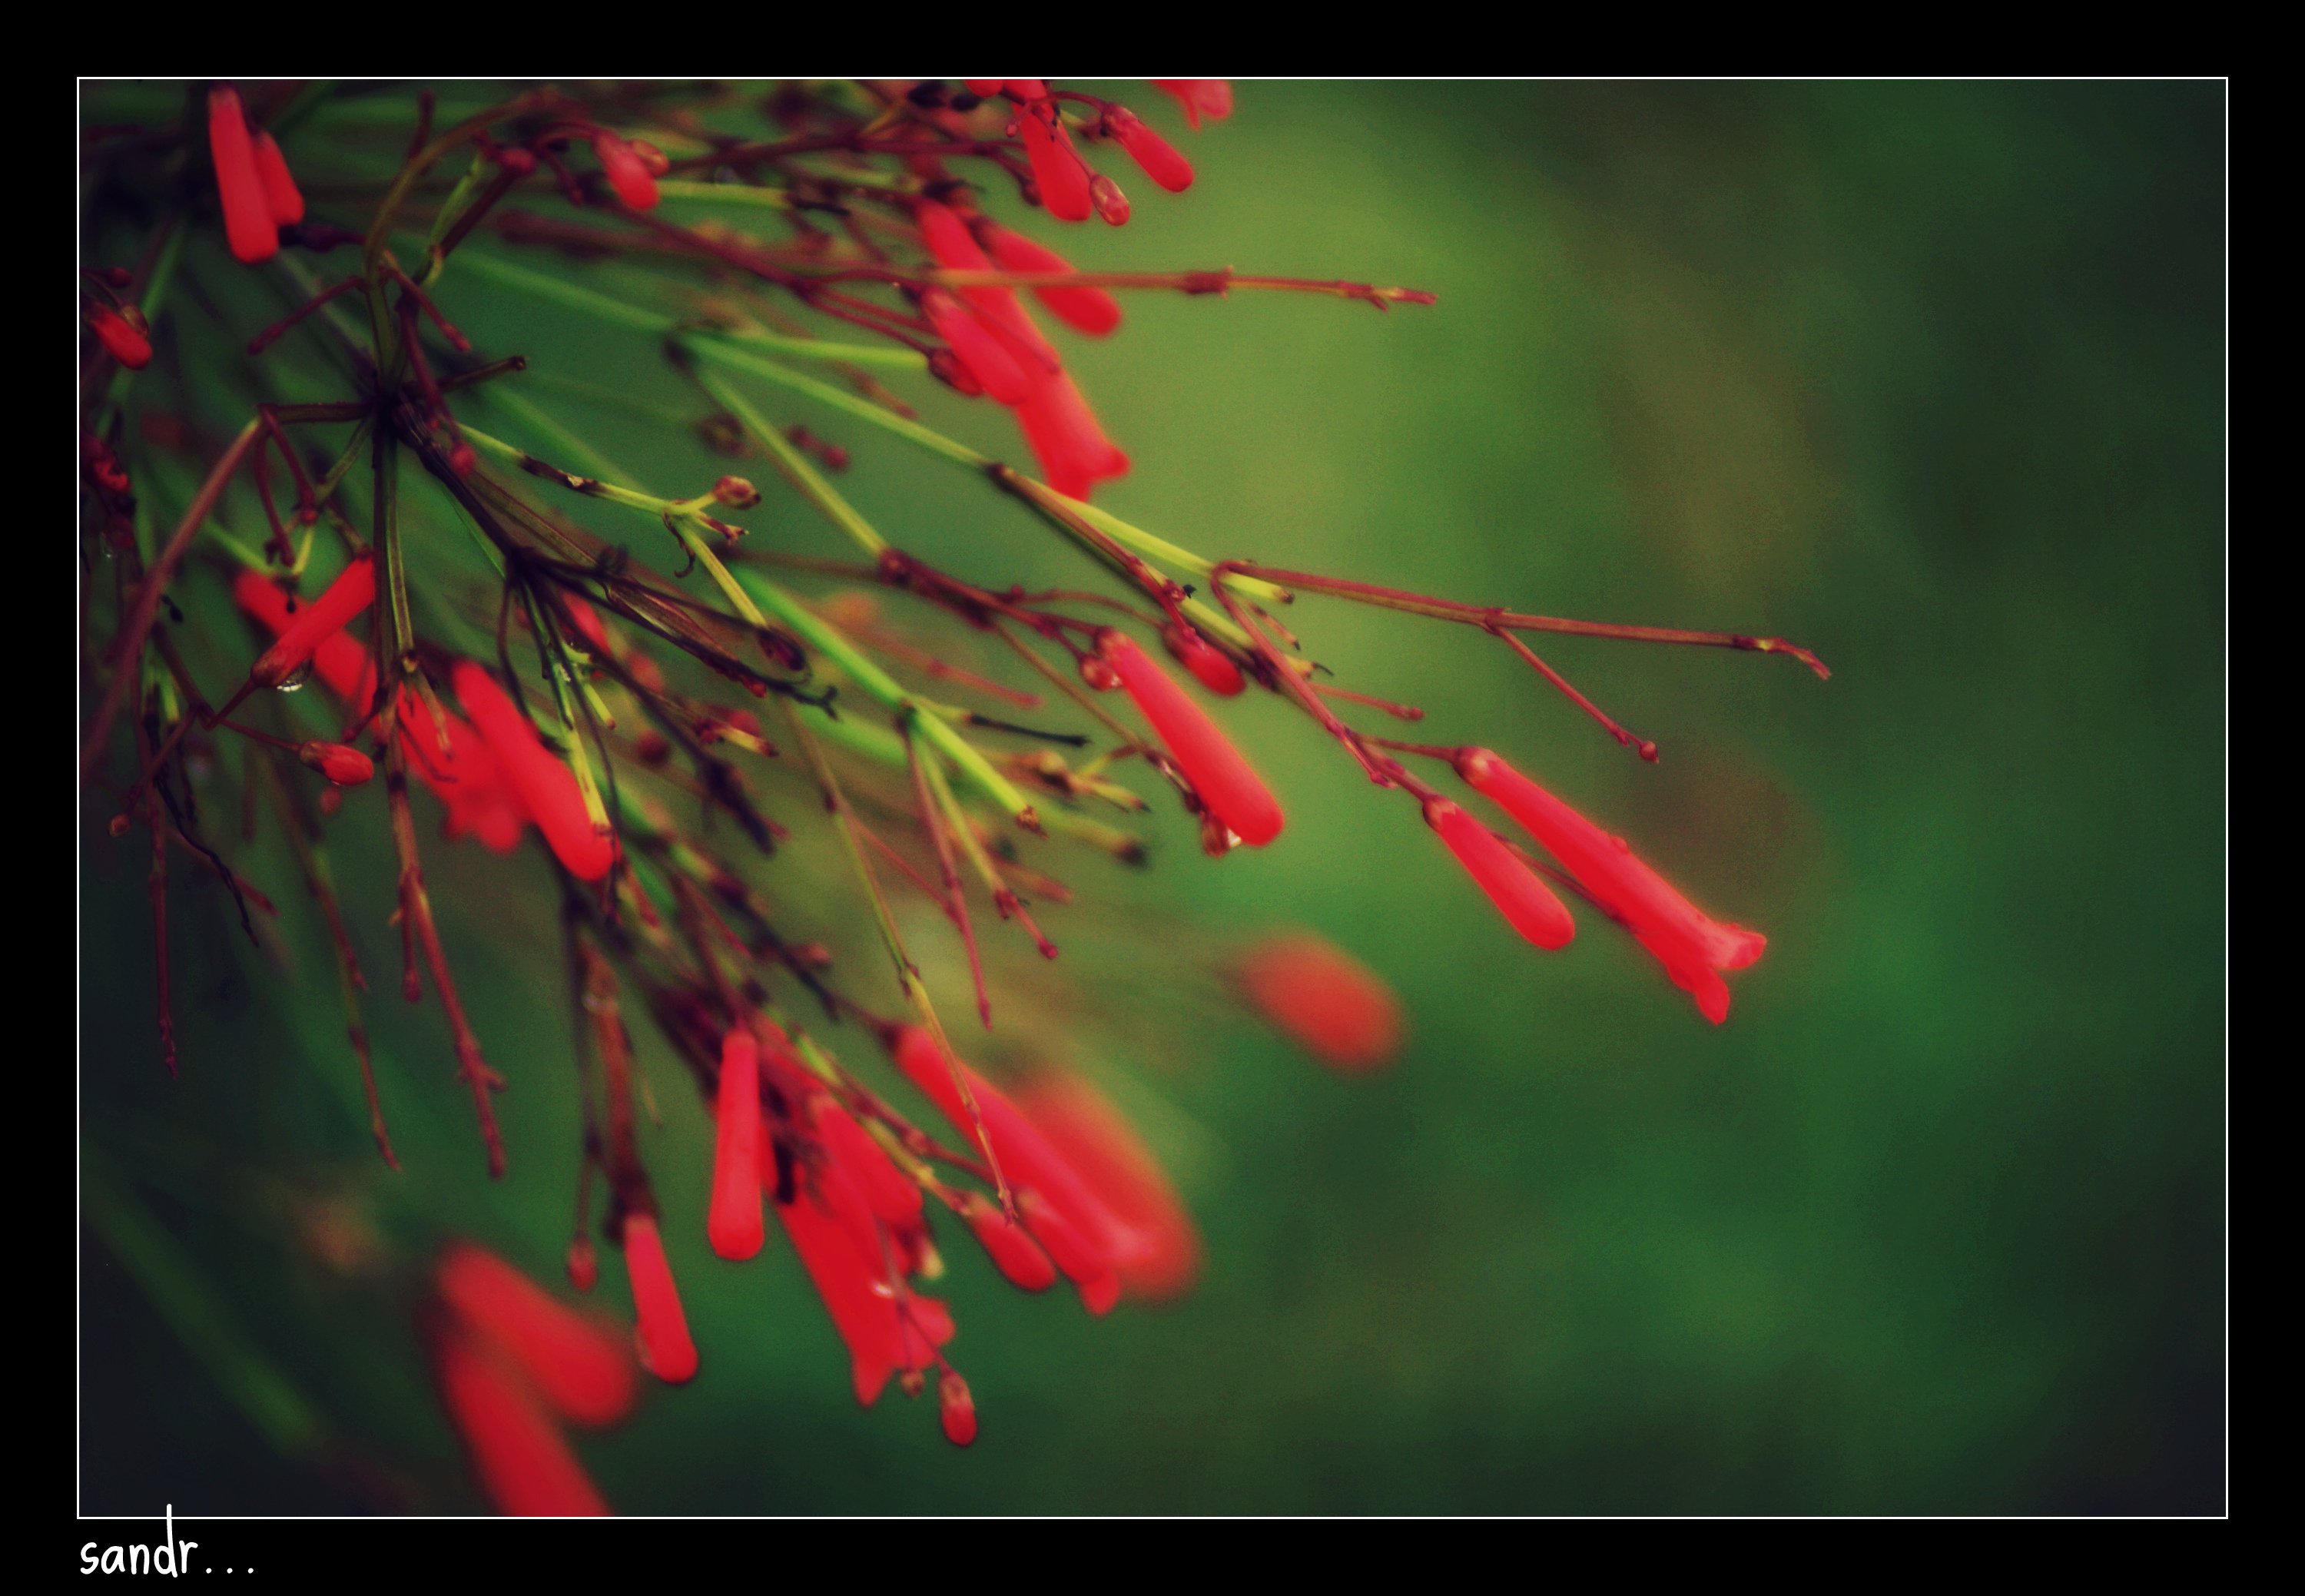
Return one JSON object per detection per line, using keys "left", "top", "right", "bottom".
{"left": 78, "top": 78, "right": 1828, "bottom": 1481}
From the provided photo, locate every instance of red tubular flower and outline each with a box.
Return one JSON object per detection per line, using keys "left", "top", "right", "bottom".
{"left": 396, "top": 688, "right": 532, "bottom": 854}
{"left": 1234, "top": 931, "right": 1405, "bottom": 1071}
{"left": 619, "top": 1213, "right": 698, "bottom": 1384}
{"left": 981, "top": 222, "right": 1123, "bottom": 336}
{"left": 88, "top": 304, "right": 151, "bottom": 369}
{"left": 234, "top": 569, "right": 528, "bottom": 846}
{"left": 1424, "top": 798, "right": 1576, "bottom": 950}
{"left": 707, "top": 1027, "right": 764, "bottom": 1260}
{"left": 1104, "top": 106, "right": 1194, "bottom": 193}
{"left": 590, "top": 131, "right": 660, "bottom": 210}
{"left": 1012, "top": 1075, "right": 1200, "bottom": 1302}
{"left": 1162, "top": 622, "right": 1245, "bottom": 696}
{"left": 206, "top": 88, "right": 278, "bottom": 264}
{"left": 959, "top": 1192, "right": 1057, "bottom": 1291}
{"left": 232, "top": 571, "right": 366, "bottom": 698}
{"left": 772, "top": 1165, "right": 950, "bottom": 1405}
{"left": 1454, "top": 748, "right": 1766, "bottom": 1022}
{"left": 811, "top": 1095, "right": 925, "bottom": 1229}
{"left": 963, "top": 79, "right": 1004, "bottom": 98}
{"left": 1018, "top": 103, "right": 1093, "bottom": 222}
{"left": 250, "top": 556, "right": 376, "bottom": 689}
{"left": 914, "top": 201, "right": 1063, "bottom": 373}
{"left": 432, "top": 1242, "right": 639, "bottom": 1428}
{"left": 1099, "top": 631, "right": 1284, "bottom": 848}
{"left": 890, "top": 1025, "right": 1136, "bottom": 1313}
{"left": 252, "top": 131, "right": 304, "bottom": 225}
{"left": 1012, "top": 370, "right": 1129, "bottom": 500}
{"left": 431, "top": 1325, "right": 610, "bottom": 1517}
{"left": 297, "top": 740, "right": 374, "bottom": 787}
{"left": 921, "top": 288, "right": 1032, "bottom": 404}
{"left": 939, "top": 1369, "right": 977, "bottom": 1446}
{"left": 449, "top": 661, "right": 616, "bottom": 881}
{"left": 1149, "top": 80, "right": 1233, "bottom": 130}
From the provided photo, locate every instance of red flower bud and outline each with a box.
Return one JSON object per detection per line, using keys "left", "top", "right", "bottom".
{"left": 981, "top": 222, "right": 1123, "bottom": 336}
{"left": 1089, "top": 172, "right": 1131, "bottom": 226}
{"left": 591, "top": 131, "right": 660, "bottom": 210}
{"left": 707, "top": 1027, "right": 764, "bottom": 1260}
{"left": 567, "top": 1237, "right": 599, "bottom": 1293}
{"left": 939, "top": 1369, "right": 978, "bottom": 1447}
{"left": 250, "top": 556, "right": 376, "bottom": 689}
{"left": 252, "top": 131, "right": 304, "bottom": 225}
{"left": 1105, "top": 105, "right": 1195, "bottom": 193}
{"left": 1149, "top": 79, "right": 1233, "bottom": 130}
{"left": 430, "top": 1325, "right": 609, "bottom": 1517}
{"left": 1423, "top": 798, "right": 1575, "bottom": 950}
{"left": 1454, "top": 748, "right": 1764, "bottom": 1021}
{"left": 619, "top": 1213, "right": 698, "bottom": 1384}
{"left": 433, "top": 1242, "right": 638, "bottom": 1428}
{"left": 297, "top": 740, "right": 374, "bottom": 787}
{"left": 207, "top": 88, "right": 278, "bottom": 264}
{"left": 88, "top": 304, "right": 151, "bottom": 369}
{"left": 1161, "top": 623, "right": 1245, "bottom": 696}
{"left": 1018, "top": 104, "right": 1093, "bottom": 222}
{"left": 1234, "top": 932, "right": 1405, "bottom": 1071}
{"left": 450, "top": 661, "right": 616, "bottom": 881}
{"left": 1099, "top": 631, "right": 1284, "bottom": 847}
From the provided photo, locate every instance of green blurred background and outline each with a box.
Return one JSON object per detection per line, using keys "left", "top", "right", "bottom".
{"left": 81, "top": 80, "right": 2224, "bottom": 1515}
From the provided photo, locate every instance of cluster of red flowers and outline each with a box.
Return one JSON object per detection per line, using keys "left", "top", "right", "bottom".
{"left": 81, "top": 78, "right": 1819, "bottom": 1514}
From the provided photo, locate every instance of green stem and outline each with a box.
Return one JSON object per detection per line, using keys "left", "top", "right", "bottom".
{"left": 692, "top": 364, "right": 888, "bottom": 559}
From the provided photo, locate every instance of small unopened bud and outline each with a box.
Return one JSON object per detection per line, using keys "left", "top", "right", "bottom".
{"left": 938, "top": 1369, "right": 977, "bottom": 1446}
{"left": 88, "top": 304, "right": 152, "bottom": 369}
{"left": 927, "top": 346, "right": 984, "bottom": 397}
{"left": 1089, "top": 173, "right": 1132, "bottom": 227}
{"left": 566, "top": 1236, "right": 599, "bottom": 1293}
{"left": 1105, "top": 106, "right": 1194, "bottom": 194}
{"left": 1078, "top": 655, "right": 1119, "bottom": 692}
{"left": 1161, "top": 623, "right": 1244, "bottom": 696}
{"left": 299, "top": 740, "right": 375, "bottom": 786}
{"left": 713, "top": 475, "right": 760, "bottom": 509}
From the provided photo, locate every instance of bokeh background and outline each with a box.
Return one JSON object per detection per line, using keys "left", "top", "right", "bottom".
{"left": 80, "top": 80, "right": 2224, "bottom": 1515}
